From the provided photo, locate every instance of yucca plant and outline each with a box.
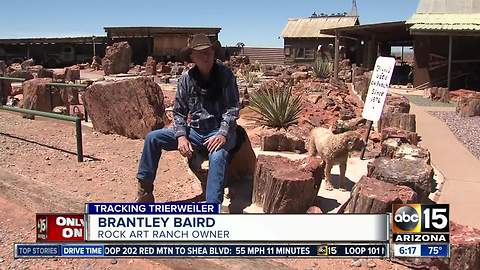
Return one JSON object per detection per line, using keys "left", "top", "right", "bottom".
{"left": 249, "top": 82, "right": 303, "bottom": 128}
{"left": 244, "top": 72, "right": 260, "bottom": 87}
{"left": 313, "top": 59, "right": 332, "bottom": 79}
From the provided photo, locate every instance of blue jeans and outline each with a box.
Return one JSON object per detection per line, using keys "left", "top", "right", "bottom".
{"left": 136, "top": 127, "right": 236, "bottom": 204}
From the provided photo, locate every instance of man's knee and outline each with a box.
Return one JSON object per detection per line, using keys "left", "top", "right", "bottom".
{"left": 209, "top": 149, "right": 229, "bottom": 163}
{"left": 145, "top": 129, "right": 176, "bottom": 146}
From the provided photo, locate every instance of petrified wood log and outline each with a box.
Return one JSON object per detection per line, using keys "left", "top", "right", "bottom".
{"left": 380, "top": 140, "right": 430, "bottom": 164}
{"left": 252, "top": 156, "right": 324, "bottom": 213}
{"left": 381, "top": 127, "right": 421, "bottom": 145}
{"left": 345, "top": 176, "right": 417, "bottom": 214}
{"left": 367, "top": 157, "right": 434, "bottom": 202}
{"left": 457, "top": 97, "right": 480, "bottom": 117}
{"left": 380, "top": 112, "right": 416, "bottom": 132}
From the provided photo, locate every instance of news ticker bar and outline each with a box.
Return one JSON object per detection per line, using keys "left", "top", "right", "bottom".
{"left": 393, "top": 244, "right": 450, "bottom": 257}
{"left": 15, "top": 243, "right": 389, "bottom": 258}
{"left": 86, "top": 214, "right": 389, "bottom": 242}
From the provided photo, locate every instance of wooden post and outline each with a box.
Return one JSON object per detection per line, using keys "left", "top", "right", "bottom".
{"left": 334, "top": 31, "right": 340, "bottom": 81}
{"left": 92, "top": 36, "right": 96, "bottom": 56}
{"left": 360, "top": 120, "right": 373, "bottom": 160}
{"left": 448, "top": 35, "right": 453, "bottom": 90}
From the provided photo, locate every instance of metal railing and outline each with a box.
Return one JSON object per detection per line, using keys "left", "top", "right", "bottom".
{"left": 0, "top": 105, "right": 84, "bottom": 162}
{"left": 0, "top": 76, "right": 85, "bottom": 162}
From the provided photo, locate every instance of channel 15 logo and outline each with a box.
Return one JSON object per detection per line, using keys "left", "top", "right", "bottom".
{"left": 392, "top": 204, "right": 449, "bottom": 233}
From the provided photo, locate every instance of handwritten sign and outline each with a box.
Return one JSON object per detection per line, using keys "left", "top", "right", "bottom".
{"left": 362, "top": 57, "right": 396, "bottom": 122}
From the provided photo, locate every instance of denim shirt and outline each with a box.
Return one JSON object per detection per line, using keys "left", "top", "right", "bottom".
{"left": 173, "top": 63, "right": 240, "bottom": 139}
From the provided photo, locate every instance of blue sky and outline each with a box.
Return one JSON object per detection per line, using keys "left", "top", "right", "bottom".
{"left": 1, "top": 0, "right": 419, "bottom": 47}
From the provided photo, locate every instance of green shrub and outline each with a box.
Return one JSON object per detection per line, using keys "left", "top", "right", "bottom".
{"left": 249, "top": 82, "right": 303, "bottom": 128}
{"left": 313, "top": 60, "right": 332, "bottom": 79}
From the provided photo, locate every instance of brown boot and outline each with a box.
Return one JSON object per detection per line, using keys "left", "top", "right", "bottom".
{"left": 135, "top": 181, "right": 155, "bottom": 203}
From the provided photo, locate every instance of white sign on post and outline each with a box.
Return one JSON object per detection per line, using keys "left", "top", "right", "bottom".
{"left": 362, "top": 57, "right": 396, "bottom": 122}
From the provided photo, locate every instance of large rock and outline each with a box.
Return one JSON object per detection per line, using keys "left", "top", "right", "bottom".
{"left": 20, "top": 58, "right": 34, "bottom": 70}
{"left": 291, "top": 72, "right": 309, "bottom": 83}
{"left": 381, "top": 127, "right": 421, "bottom": 145}
{"left": 82, "top": 77, "right": 165, "bottom": 139}
{"left": 37, "top": 67, "right": 54, "bottom": 78}
{"left": 380, "top": 112, "right": 416, "bottom": 132}
{"left": 8, "top": 70, "right": 34, "bottom": 80}
{"left": 252, "top": 155, "right": 324, "bottom": 213}
{"left": 64, "top": 66, "right": 81, "bottom": 82}
{"left": 367, "top": 157, "right": 434, "bottom": 201}
{"left": 260, "top": 130, "right": 306, "bottom": 153}
{"left": 449, "top": 222, "right": 480, "bottom": 270}
{"left": 22, "top": 78, "right": 64, "bottom": 116}
{"left": 145, "top": 57, "right": 157, "bottom": 76}
{"left": 102, "top": 42, "right": 132, "bottom": 75}
{"left": 457, "top": 97, "right": 480, "bottom": 117}
{"left": 345, "top": 176, "right": 417, "bottom": 214}
{"left": 383, "top": 95, "right": 410, "bottom": 114}
{"left": 380, "top": 140, "right": 430, "bottom": 164}
{"left": 0, "top": 80, "right": 12, "bottom": 105}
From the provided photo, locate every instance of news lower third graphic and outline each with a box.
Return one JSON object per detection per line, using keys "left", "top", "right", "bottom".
{"left": 13, "top": 203, "right": 451, "bottom": 259}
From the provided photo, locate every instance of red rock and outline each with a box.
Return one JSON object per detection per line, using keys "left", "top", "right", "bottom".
{"left": 37, "top": 68, "right": 54, "bottom": 78}
{"left": 345, "top": 176, "right": 418, "bottom": 213}
{"left": 53, "top": 69, "right": 65, "bottom": 81}
{"left": 22, "top": 78, "right": 64, "bottom": 114}
{"left": 64, "top": 66, "right": 81, "bottom": 82}
{"left": 380, "top": 112, "right": 416, "bottom": 132}
{"left": 367, "top": 157, "right": 434, "bottom": 201}
{"left": 291, "top": 71, "right": 309, "bottom": 83}
{"left": 145, "top": 56, "right": 157, "bottom": 76}
{"left": 450, "top": 89, "right": 480, "bottom": 102}
{"left": 383, "top": 95, "right": 410, "bottom": 114}
{"left": 457, "top": 97, "right": 480, "bottom": 117}
{"left": 102, "top": 42, "right": 132, "bottom": 75}
{"left": 157, "top": 64, "right": 171, "bottom": 74}
{"left": 0, "top": 80, "right": 12, "bottom": 104}
{"left": 20, "top": 58, "right": 34, "bottom": 70}
{"left": 82, "top": 77, "right": 165, "bottom": 139}
{"left": 252, "top": 155, "right": 324, "bottom": 213}
{"left": 381, "top": 127, "right": 421, "bottom": 145}
{"left": 8, "top": 70, "right": 34, "bottom": 80}
{"left": 263, "top": 70, "right": 281, "bottom": 77}
{"left": 261, "top": 130, "right": 306, "bottom": 153}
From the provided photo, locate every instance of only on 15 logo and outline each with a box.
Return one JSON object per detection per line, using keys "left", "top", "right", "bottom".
{"left": 392, "top": 204, "right": 449, "bottom": 233}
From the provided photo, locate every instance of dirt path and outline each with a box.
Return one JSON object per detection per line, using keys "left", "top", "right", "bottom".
{"left": 0, "top": 110, "right": 409, "bottom": 270}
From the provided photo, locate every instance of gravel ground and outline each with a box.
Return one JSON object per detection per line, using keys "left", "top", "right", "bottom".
{"left": 404, "top": 95, "right": 456, "bottom": 107}
{"left": 430, "top": 111, "right": 480, "bottom": 159}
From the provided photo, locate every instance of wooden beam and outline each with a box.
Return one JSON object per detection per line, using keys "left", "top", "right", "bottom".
{"left": 448, "top": 35, "right": 453, "bottom": 90}
{"left": 334, "top": 30, "right": 340, "bottom": 81}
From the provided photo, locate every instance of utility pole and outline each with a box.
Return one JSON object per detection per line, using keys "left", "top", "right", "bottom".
{"left": 349, "top": 0, "right": 359, "bottom": 17}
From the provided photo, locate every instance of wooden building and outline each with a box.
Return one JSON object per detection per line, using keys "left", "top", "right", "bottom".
{"left": 406, "top": 0, "right": 480, "bottom": 90}
{"left": 0, "top": 36, "right": 108, "bottom": 67}
{"left": 281, "top": 15, "right": 359, "bottom": 65}
{"left": 104, "top": 27, "right": 221, "bottom": 64}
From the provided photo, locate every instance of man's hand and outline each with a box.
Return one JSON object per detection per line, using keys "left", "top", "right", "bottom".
{"left": 204, "top": 135, "right": 227, "bottom": 153}
{"left": 177, "top": 136, "right": 193, "bottom": 158}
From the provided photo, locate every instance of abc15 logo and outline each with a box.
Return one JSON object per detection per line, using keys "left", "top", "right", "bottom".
{"left": 392, "top": 204, "right": 449, "bottom": 233}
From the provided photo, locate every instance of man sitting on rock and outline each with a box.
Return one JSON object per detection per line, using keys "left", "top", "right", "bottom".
{"left": 135, "top": 34, "right": 240, "bottom": 204}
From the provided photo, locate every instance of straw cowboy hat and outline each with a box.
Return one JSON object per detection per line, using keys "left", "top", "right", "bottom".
{"left": 180, "top": 34, "right": 221, "bottom": 62}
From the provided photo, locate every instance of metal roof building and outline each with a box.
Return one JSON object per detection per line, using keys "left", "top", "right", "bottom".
{"left": 281, "top": 16, "right": 359, "bottom": 38}
{"left": 406, "top": 0, "right": 480, "bottom": 89}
